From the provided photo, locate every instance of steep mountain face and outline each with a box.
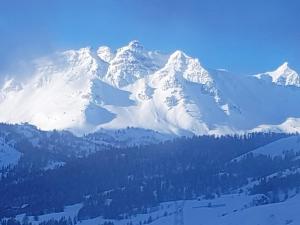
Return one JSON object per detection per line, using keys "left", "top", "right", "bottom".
{"left": 102, "top": 40, "right": 167, "bottom": 87}
{"left": 0, "top": 41, "right": 300, "bottom": 135}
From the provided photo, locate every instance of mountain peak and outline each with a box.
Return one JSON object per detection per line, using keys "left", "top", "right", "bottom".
{"left": 276, "top": 62, "right": 290, "bottom": 72}
{"left": 104, "top": 40, "right": 160, "bottom": 87}
{"left": 255, "top": 62, "right": 300, "bottom": 87}
{"left": 97, "top": 46, "right": 115, "bottom": 62}
{"left": 165, "top": 50, "right": 190, "bottom": 71}
{"left": 272, "top": 62, "right": 299, "bottom": 86}
{"left": 127, "top": 40, "right": 144, "bottom": 51}
{"left": 169, "top": 50, "right": 189, "bottom": 61}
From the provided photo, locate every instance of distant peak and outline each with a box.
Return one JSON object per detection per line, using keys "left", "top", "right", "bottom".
{"left": 168, "top": 50, "right": 189, "bottom": 63}
{"left": 78, "top": 47, "right": 92, "bottom": 53}
{"left": 127, "top": 40, "right": 143, "bottom": 50}
{"left": 260, "top": 61, "right": 300, "bottom": 87}
{"left": 116, "top": 40, "right": 144, "bottom": 55}
{"left": 128, "top": 40, "right": 140, "bottom": 46}
{"left": 62, "top": 47, "right": 94, "bottom": 60}
{"left": 97, "top": 46, "right": 115, "bottom": 62}
{"left": 271, "top": 62, "right": 297, "bottom": 77}
{"left": 98, "top": 46, "right": 111, "bottom": 51}
{"left": 277, "top": 62, "right": 289, "bottom": 71}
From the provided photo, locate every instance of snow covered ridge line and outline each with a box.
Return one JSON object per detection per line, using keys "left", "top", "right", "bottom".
{"left": 233, "top": 135, "right": 300, "bottom": 162}
{"left": 0, "top": 40, "right": 300, "bottom": 136}
{"left": 0, "top": 122, "right": 173, "bottom": 148}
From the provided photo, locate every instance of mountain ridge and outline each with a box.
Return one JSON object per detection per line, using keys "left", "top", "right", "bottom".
{"left": 0, "top": 41, "right": 300, "bottom": 136}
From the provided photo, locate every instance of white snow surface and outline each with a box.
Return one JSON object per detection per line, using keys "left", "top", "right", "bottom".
{"left": 43, "top": 160, "right": 66, "bottom": 171}
{"left": 15, "top": 204, "right": 82, "bottom": 224}
{"left": 0, "top": 136, "right": 22, "bottom": 168}
{"left": 1, "top": 41, "right": 300, "bottom": 136}
{"left": 234, "top": 136, "right": 300, "bottom": 161}
{"left": 255, "top": 62, "right": 300, "bottom": 87}
{"left": 14, "top": 194, "right": 300, "bottom": 225}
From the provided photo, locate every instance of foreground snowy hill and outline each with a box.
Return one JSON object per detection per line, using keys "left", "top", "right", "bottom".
{"left": 0, "top": 41, "right": 300, "bottom": 135}
{"left": 235, "top": 136, "right": 300, "bottom": 161}
{"left": 1, "top": 132, "right": 299, "bottom": 225}
{"left": 0, "top": 123, "right": 172, "bottom": 163}
{"left": 12, "top": 194, "right": 300, "bottom": 225}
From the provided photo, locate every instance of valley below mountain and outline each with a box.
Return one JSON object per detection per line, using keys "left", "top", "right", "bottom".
{"left": 0, "top": 123, "right": 300, "bottom": 225}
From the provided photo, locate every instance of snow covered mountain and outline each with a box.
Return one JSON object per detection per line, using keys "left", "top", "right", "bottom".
{"left": 255, "top": 62, "right": 300, "bottom": 87}
{"left": 1, "top": 41, "right": 300, "bottom": 136}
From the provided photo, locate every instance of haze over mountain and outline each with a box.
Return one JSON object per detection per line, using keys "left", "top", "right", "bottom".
{"left": 0, "top": 41, "right": 300, "bottom": 136}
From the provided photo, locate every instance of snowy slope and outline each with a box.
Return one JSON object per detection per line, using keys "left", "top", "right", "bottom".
{"left": 0, "top": 136, "right": 22, "bottom": 168}
{"left": 1, "top": 41, "right": 300, "bottom": 136}
{"left": 13, "top": 194, "right": 300, "bottom": 225}
{"left": 234, "top": 136, "right": 300, "bottom": 161}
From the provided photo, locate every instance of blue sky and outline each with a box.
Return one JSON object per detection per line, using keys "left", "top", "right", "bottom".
{"left": 0, "top": 0, "right": 299, "bottom": 76}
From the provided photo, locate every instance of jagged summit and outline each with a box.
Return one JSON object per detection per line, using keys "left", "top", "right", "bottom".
{"left": 255, "top": 62, "right": 300, "bottom": 87}
{"left": 278, "top": 61, "right": 289, "bottom": 69}
{"left": 127, "top": 40, "right": 144, "bottom": 50}
{"left": 97, "top": 46, "right": 115, "bottom": 63}
{"left": 115, "top": 40, "right": 144, "bottom": 55}
{"left": 166, "top": 50, "right": 190, "bottom": 70}
{"left": 273, "top": 62, "right": 293, "bottom": 77}
{"left": 169, "top": 50, "right": 188, "bottom": 59}
{"left": 102, "top": 40, "right": 166, "bottom": 87}
{"left": 0, "top": 41, "right": 300, "bottom": 136}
